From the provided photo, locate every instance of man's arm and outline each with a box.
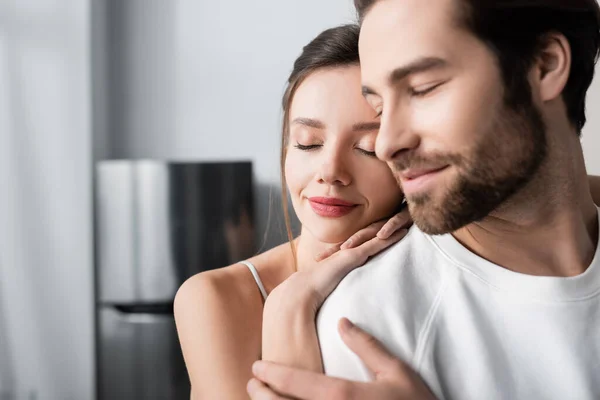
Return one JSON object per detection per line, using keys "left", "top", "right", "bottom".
{"left": 248, "top": 318, "right": 436, "bottom": 400}
{"left": 590, "top": 175, "right": 600, "bottom": 205}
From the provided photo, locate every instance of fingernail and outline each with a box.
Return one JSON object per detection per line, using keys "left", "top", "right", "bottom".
{"left": 377, "top": 229, "right": 389, "bottom": 239}
{"left": 247, "top": 378, "right": 259, "bottom": 393}
{"left": 339, "top": 317, "right": 355, "bottom": 333}
{"left": 252, "top": 361, "right": 265, "bottom": 376}
{"left": 341, "top": 239, "right": 353, "bottom": 249}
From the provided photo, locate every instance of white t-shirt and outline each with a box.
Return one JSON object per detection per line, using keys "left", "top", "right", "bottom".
{"left": 317, "top": 208, "right": 600, "bottom": 400}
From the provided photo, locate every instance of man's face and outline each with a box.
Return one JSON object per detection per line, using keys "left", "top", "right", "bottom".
{"left": 359, "top": 0, "right": 547, "bottom": 234}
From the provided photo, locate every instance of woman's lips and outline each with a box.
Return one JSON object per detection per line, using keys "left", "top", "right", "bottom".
{"left": 308, "top": 197, "right": 358, "bottom": 218}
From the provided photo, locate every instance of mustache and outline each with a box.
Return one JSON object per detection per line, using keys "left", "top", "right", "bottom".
{"left": 389, "top": 152, "right": 464, "bottom": 172}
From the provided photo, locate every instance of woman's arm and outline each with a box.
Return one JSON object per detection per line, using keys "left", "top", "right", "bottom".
{"left": 261, "top": 281, "right": 324, "bottom": 372}
{"left": 174, "top": 268, "right": 263, "bottom": 400}
{"left": 590, "top": 175, "right": 600, "bottom": 205}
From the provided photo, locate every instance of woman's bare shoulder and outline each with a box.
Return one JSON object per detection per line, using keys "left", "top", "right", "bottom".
{"left": 173, "top": 243, "right": 297, "bottom": 398}
{"left": 245, "top": 241, "right": 297, "bottom": 293}
{"left": 174, "top": 263, "right": 259, "bottom": 318}
{"left": 174, "top": 241, "right": 295, "bottom": 323}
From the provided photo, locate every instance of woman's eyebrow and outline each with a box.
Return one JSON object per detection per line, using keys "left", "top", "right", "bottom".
{"left": 291, "top": 117, "right": 326, "bottom": 129}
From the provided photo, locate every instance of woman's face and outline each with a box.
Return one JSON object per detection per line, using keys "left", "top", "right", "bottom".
{"left": 285, "top": 65, "right": 403, "bottom": 244}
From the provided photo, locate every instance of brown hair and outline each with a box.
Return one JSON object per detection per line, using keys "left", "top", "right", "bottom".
{"left": 354, "top": 0, "right": 600, "bottom": 134}
{"left": 280, "top": 24, "right": 361, "bottom": 263}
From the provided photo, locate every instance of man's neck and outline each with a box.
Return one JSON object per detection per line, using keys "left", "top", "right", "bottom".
{"left": 453, "top": 131, "right": 599, "bottom": 277}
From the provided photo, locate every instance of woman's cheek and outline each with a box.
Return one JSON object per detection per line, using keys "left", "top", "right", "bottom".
{"left": 358, "top": 161, "right": 403, "bottom": 217}
{"left": 285, "top": 152, "right": 309, "bottom": 197}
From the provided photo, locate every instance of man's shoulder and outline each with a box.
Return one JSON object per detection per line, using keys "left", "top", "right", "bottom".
{"left": 317, "top": 227, "right": 452, "bottom": 379}
{"left": 334, "top": 226, "right": 449, "bottom": 299}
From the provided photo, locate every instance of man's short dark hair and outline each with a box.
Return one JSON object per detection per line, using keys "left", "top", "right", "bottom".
{"left": 354, "top": 0, "right": 600, "bottom": 134}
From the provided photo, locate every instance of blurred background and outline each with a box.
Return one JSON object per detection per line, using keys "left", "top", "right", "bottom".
{"left": 0, "top": 0, "right": 598, "bottom": 399}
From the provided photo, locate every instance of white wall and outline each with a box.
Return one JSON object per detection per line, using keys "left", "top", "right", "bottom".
{"left": 0, "top": 0, "right": 95, "bottom": 399}
{"left": 582, "top": 78, "right": 600, "bottom": 174}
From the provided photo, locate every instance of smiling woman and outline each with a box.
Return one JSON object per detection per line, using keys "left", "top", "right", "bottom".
{"left": 284, "top": 66, "right": 401, "bottom": 245}
{"left": 173, "top": 24, "right": 408, "bottom": 400}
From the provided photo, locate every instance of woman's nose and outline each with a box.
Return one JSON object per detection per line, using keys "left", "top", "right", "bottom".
{"left": 317, "top": 150, "right": 352, "bottom": 187}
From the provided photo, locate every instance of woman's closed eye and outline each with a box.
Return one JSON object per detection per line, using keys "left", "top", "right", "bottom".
{"left": 294, "top": 143, "right": 322, "bottom": 151}
{"left": 294, "top": 142, "right": 376, "bottom": 157}
{"left": 356, "top": 147, "right": 377, "bottom": 157}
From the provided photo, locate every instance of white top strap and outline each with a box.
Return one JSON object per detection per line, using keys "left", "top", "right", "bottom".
{"left": 239, "top": 261, "right": 268, "bottom": 301}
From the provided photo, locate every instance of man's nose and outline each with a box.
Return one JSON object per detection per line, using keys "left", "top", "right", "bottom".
{"left": 376, "top": 108, "right": 420, "bottom": 162}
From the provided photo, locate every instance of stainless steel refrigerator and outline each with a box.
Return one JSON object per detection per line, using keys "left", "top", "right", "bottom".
{"left": 95, "top": 160, "right": 255, "bottom": 400}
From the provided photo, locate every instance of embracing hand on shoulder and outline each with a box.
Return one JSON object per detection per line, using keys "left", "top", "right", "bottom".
{"left": 266, "top": 207, "right": 413, "bottom": 312}
{"left": 260, "top": 207, "right": 412, "bottom": 372}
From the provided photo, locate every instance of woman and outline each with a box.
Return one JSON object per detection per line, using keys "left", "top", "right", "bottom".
{"left": 174, "top": 24, "right": 408, "bottom": 399}
{"left": 174, "top": 24, "right": 600, "bottom": 399}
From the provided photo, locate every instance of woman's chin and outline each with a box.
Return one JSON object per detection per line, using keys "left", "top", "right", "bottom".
{"left": 312, "top": 228, "right": 355, "bottom": 245}
{"left": 299, "top": 216, "right": 368, "bottom": 245}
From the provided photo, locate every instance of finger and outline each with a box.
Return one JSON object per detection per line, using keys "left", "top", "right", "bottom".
{"left": 247, "top": 378, "right": 288, "bottom": 400}
{"left": 252, "top": 360, "right": 353, "bottom": 400}
{"left": 349, "top": 228, "right": 407, "bottom": 264}
{"left": 311, "top": 230, "right": 407, "bottom": 304}
{"left": 340, "top": 220, "right": 386, "bottom": 250}
{"left": 377, "top": 209, "right": 412, "bottom": 239}
{"left": 317, "top": 230, "right": 406, "bottom": 293}
{"left": 315, "top": 244, "right": 341, "bottom": 262}
{"left": 338, "top": 318, "right": 414, "bottom": 383}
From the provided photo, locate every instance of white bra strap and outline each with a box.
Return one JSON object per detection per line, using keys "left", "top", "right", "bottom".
{"left": 240, "top": 261, "right": 268, "bottom": 301}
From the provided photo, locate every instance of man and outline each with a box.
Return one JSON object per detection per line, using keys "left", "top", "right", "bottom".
{"left": 248, "top": 0, "right": 600, "bottom": 398}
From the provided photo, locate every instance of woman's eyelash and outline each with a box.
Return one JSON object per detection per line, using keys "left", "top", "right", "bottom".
{"left": 295, "top": 143, "right": 375, "bottom": 157}
{"left": 294, "top": 143, "right": 321, "bottom": 151}
{"left": 356, "top": 148, "right": 377, "bottom": 157}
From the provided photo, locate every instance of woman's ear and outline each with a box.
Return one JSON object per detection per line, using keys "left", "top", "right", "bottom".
{"left": 534, "top": 33, "right": 571, "bottom": 102}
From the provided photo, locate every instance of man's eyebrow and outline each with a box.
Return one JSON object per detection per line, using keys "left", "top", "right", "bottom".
{"left": 352, "top": 121, "right": 380, "bottom": 132}
{"left": 389, "top": 57, "right": 448, "bottom": 85}
{"left": 361, "top": 57, "right": 448, "bottom": 97}
{"left": 291, "top": 117, "right": 325, "bottom": 129}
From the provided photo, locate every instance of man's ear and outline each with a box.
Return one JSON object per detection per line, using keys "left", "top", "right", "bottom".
{"left": 534, "top": 33, "right": 571, "bottom": 102}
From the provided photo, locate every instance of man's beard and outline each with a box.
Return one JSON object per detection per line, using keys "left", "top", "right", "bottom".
{"left": 392, "top": 96, "right": 548, "bottom": 235}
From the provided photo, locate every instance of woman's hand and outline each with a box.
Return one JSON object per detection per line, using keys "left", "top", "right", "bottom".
{"left": 269, "top": 204, "right": 412, "bottom": 312}
{"left": 271, "top": 226, "right": 408, "bottom": 311}
{"left": 315, "top": 205, "right": 412, "bottom": 262}
{"left": 260, "top": 207, "right": 412, "bottom": 372}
